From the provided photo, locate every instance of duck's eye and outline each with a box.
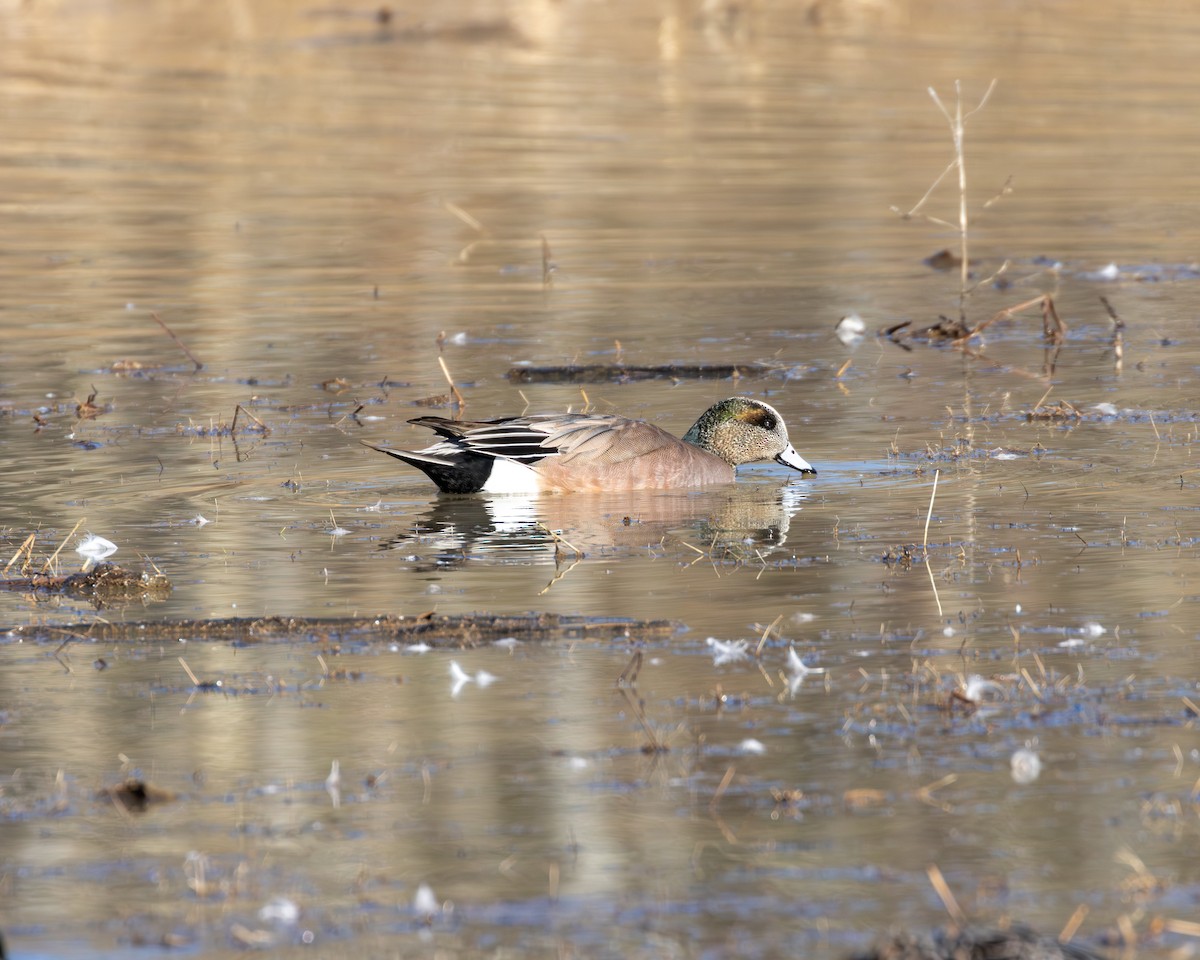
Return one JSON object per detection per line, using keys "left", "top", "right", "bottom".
{"left": 760, "top": 414, "right": 776, "bottom": 431}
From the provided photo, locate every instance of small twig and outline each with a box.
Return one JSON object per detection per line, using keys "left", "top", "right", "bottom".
{"left": 617, "top": 650, "right": 642, "bottom": 687}
{"left": 926, "top": 863, "right": 968, "bottom": 927}
{"left": 4, "top": 532, "right": 36, "bottom": 576}
{"left": 43, "top": 518, "right": 86, "bottom": 573}
{"left": 443, "top": 200, "right": 485, "bottom": 233}
{"left": 981, "top": 174, "right": 1014, "bottom": 209}
{"left": 232, "top": 403, "right": 268, "bottom": 434}
{"left": 755, "top": 614, "right": 784, "bottom": 657}
{"left": 1100, "top": 295, "right": 1125, "bottom": 369}
{"left": 900, "top": 79, "right": 998, "bottom": 322}
{"left": 922, "top": 469, "right": 940, "bottom": 550}
{"left": 710, "top": 765, "right": 736, "bottom": 811}
{"left": 617, "top": 674, "right": 665, "bottom": 753}
{"left": 151, "top": 312, "right": 203, "bottom": 371}
{"left": 915, "top": 774, "right": 957, "bottom": 812}
{"left": 437, "top": 354, "right": 466, "bottom": 410}
{"left": 1059, "top": 903, "right": 1089, "bottom": 943}
{"left": 178, "top": 656, "right": 201, "bottom": 686}
{"left": 536, "top": 522, "right": 584, "bottom": 558}
{"left": 540, "top": 234, "right": 554, "bottom": 287}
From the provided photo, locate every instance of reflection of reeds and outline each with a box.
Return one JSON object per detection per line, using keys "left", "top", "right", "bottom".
{"left": 1100, "top": 295, "right": 1125, "bottom": 372}
{"left": 616, "top": 650, "right": 668, "bottom": 753}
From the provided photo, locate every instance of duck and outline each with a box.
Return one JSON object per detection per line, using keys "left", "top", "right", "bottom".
{"left": 362, "top": 396, "right": 815, "bottom": 494}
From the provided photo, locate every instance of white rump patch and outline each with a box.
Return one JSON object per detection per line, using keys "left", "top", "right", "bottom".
{"left": 481, "top": 458, "right": 542, "bottom": 494}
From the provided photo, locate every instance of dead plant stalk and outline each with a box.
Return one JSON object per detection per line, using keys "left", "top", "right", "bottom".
{"left": 894, "top": 79, "right": 997, "bottom": 322}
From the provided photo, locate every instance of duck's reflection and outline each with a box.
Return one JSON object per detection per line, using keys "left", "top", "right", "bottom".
{"left": 378, "top": 479, "right": 810, "bottom": 570}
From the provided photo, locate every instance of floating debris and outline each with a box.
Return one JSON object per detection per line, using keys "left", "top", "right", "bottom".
{"left": 1011, "top": 746, "right": 1042, "bottom": 784}
{"left": 2, "top": 563, "right": 172, "bottom": 605}
{"left": 785, "top": 646, "right": 825, "bottom": 696}
{"left": 259, "top": 896, "right": 301, "bottom": 926}
{"left": 5, "top": 613, "right": 681, "bottom": 647}
{"left": 413, "top": 882, "right": 440, "bottom": 921}
{"left": 1025, "top": 399, "right": 1083, "bottom": 422}
{"left": 1079, "top": 262, "right": 1121, "bottom": 282}
{"left": 848, "top": 924, "right": 1105, "bottom": 960}
{"left": 449, "top": 660, "right": 472, "bottom": 697}
{"left": 923, "top": 248, "right": 969, "bottom": 271}
{"left": 100, "top": 778, "right": 176, "bottom": 812}
{"left": 835, "top": 313, "right": 867, "bottom": 347}
{"left": 506, "top": 362, "right": 775, "bottom": 383}
{"left": 325, "top": 760, "right": 341, "bottom": 808}
{"left": 77, "top": 533, "right": 118, "bottom": 561}
{"left": 449, "top": 660, "right": 497, "bottom": 697}
{"left": 960, "top": 674, "right": 1006, "bottom": 704}
{"left": 706, "top": 637, "right": 750, "bottom": 665}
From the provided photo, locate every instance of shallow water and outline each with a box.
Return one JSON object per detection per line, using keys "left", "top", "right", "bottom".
{"left": 1, "top": 0, "right": 1199, "bottom": 957}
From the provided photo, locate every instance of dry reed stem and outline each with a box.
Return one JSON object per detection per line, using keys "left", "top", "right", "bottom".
{"left": 894, "top": 79, "right": 998, "bottom": 321}
{"left": 922, "top": 469, "right": 940, "bottom": 550}
{"left": 178, "top": 656, "right": 201, "bottom": 686}
{"left": 540, "top": 234, "right": 553, "bottom": 286}
{"left": 536, "top": 523, "right": 583, "bottom": 558}
{"left": 1059, "top": 903, "right": 1089, "bottom": 943}
{"left": 929, "top": 79, "right": 997, "bottom": 318}
{"left": 710, "top": 765, "right": 736, "bottom": 811}
{"left": 915, "top": 774, "right": 957, "bottom": 812}
{"left": 960, "top": 294, "right": 1066, "bottom": 345}
{"left": 755, "top": 614, "right": 784, "bottom": 656}
{"left": 4, "top": 533, "right": 36, "bottom": 576}
{"left": 151, "top": 312, "right": 203, "bottom": 371}
{"left": 443, "top": 200, "right": 485, "bottom": 233}
{"left": 437, "top": 354, "right": 466, "bottom": 410}
{"left": 1164, "top": 918, "right": 1200, "bottom": 938}
{"left": 925, "top": 863, "right": 968, "bottom": 927}
{"left": 43, "top": 518, "right": 86, "bottom": 573}
{"left": 231, "top": 403, "right": 268, "bottom": 434}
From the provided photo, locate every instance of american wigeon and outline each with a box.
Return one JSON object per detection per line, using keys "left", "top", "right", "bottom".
{"left": 362, "top": 396, "right": 816, "bottom": 494}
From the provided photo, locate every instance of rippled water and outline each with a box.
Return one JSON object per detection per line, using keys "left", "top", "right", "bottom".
{"left": 2, "top": 0, "right": 1199, "bottom": 957}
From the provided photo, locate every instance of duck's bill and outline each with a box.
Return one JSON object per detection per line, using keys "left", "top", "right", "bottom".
{"left": 776, "top": 445, "right": 816, "bottom": 475}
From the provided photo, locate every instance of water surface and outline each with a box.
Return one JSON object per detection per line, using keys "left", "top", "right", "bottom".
{"left": 1, "top": 0, "right": 1198, "bottom": 956}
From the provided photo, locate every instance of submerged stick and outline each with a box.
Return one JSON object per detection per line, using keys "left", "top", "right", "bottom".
{"left": 151, "top": 312, "right": 203, "bottom": 371}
